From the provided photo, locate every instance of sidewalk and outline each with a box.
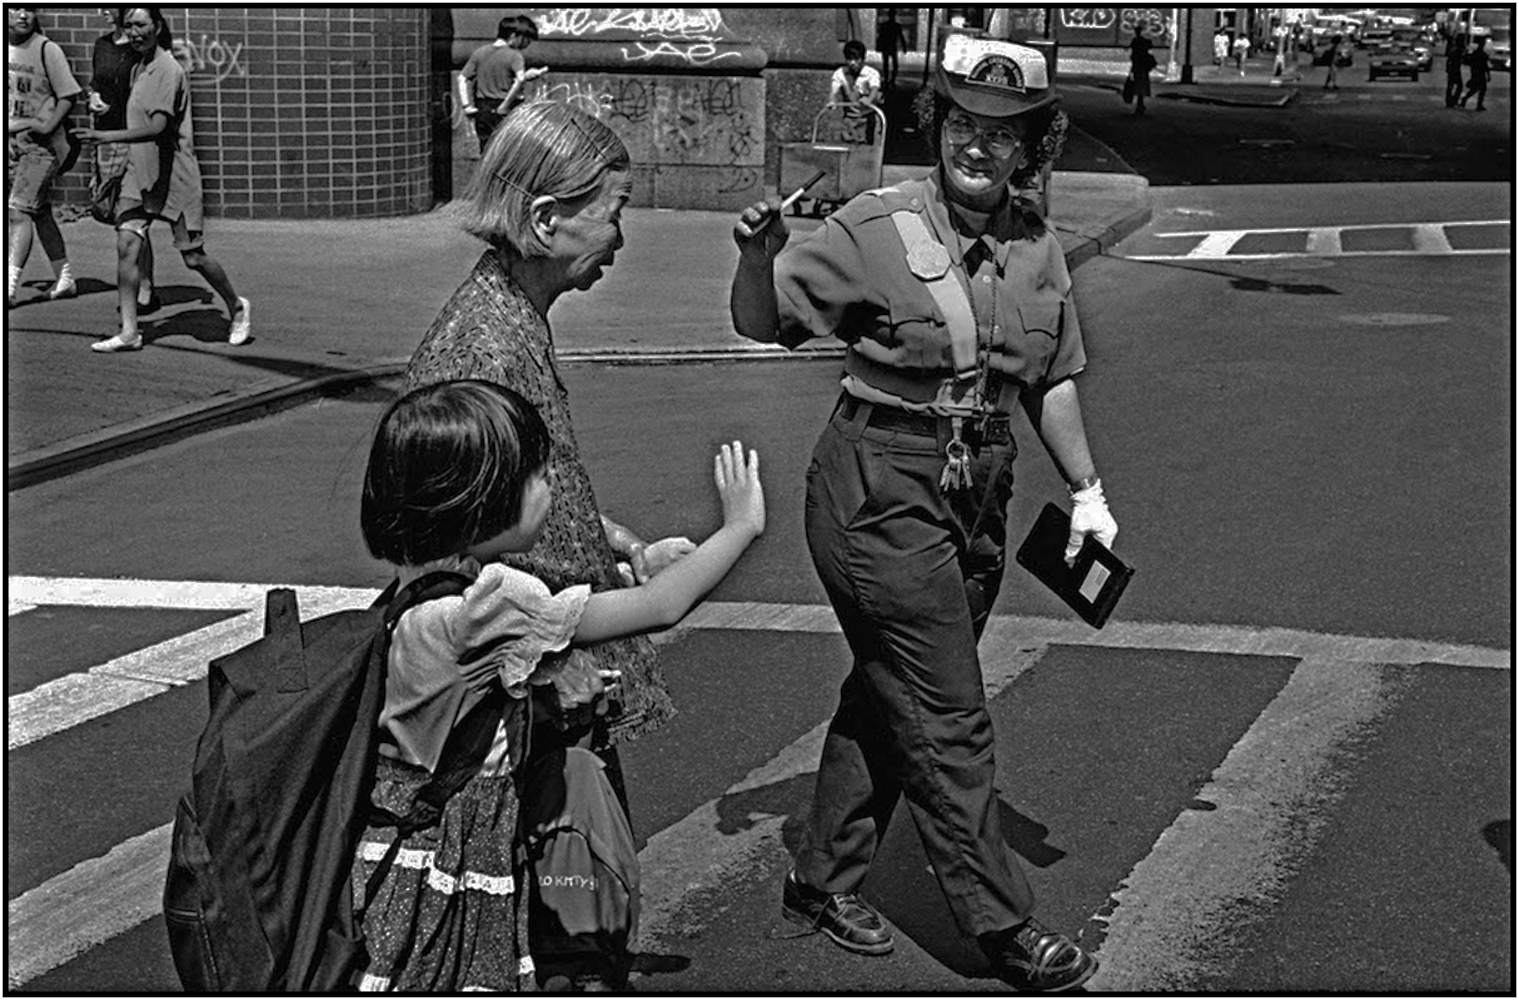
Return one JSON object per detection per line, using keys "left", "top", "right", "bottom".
{"left": 6, "top": 166, "right": 1151, "bottom": 488}
{"left": 1061, "top": 52, "right": 1307, "bottom": 107}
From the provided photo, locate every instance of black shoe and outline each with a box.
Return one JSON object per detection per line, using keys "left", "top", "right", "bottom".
{"left": 979, "top": 918, "right": 1098, "bottom": 992}
{"left": 781, "top": 870, "right": 894, "bottom": 955}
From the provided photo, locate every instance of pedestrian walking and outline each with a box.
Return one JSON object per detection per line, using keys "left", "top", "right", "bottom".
{"left": 1127, "top": 24, "right": 1155, "bottom": 116}
{"left": 87, "top": 6, "right": 157, "bottom": 310}
{"left": 77, "top": 7, "right": 250, "bottom": 353}
{"left": 7, "top": 6, "right": 81, "bottom": 308}
{"left": 458, "top": 14, "right": 547, "bottom": 153}
{"left": 729, "top": 34, "right": 1117, "bottom": 993}
{"left": 876, "top": 9, "right": 903, "bottom": 89}
{"left": 1213, "top": 29, "right": 1229, "bottom": 67}
{"left": 1444, "top": 32, "right": 1466, "bottom": 107}
{"left": 1233, "top": 33, "right": 1251, "bottom": 74}
{"left": 1322, "top": 33, "right": 1347, "bottom": 90}
{"left": 1460, "top": 36, "right": 1491, "bottom": 111}
{"left": 403, "top": 100, "right": 696, "bottom": 989}
{"left": 830, "top": 39, "right": 883, "bottom": 142}
{"left": 353, "top": 379, "right": 764, "bottom": 992}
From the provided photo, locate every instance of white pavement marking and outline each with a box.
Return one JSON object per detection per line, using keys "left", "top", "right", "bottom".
{"left": 1411, "top": 223, "right": 1455, "bottom": 254}
{"left": 9, "top": 580, "right": 1510, "bottom": 752}
{"left": 8, "top": 581, "right": 378, "bottom": 750}
{"left": 1086, "top": 657, "right": 1404, "bottom": 992}
{"left": 1155, "top": 219, "right": 1510, "bottom": 239}
{"left": 7, "top": 824, "right": 172, "bottom": 989}
{"left": 636, "top": 643, "right": 1047, "bottom": 946}
{"left": 1305, "top": 226, "right": 1343, "bottom": 256}
{"left": 1186, "top": 231, "right": 1249, "bottom": 257}
{"left": 1126, "top": 219, "right": 1512, "bottom": 261}
{"left": 5, "top": 577, "right": 1511, "bottom": 987}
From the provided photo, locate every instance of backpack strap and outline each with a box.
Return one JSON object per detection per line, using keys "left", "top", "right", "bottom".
{"left": 267, "top": 589, "right": 309, "bottom": 693}
{"left": 369, "top": 569, "right": 508, "bottom": 832}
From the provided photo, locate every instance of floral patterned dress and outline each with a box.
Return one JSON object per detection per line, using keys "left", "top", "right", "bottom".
{"left": 403, "top": 250, "right": 675, "bottom": 745}
{"left": 353, "top": 556, "right": 592, "bottom": 992}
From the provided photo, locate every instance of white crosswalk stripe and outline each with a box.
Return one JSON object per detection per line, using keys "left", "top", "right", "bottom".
{"left": 5, "top": 576, "right": 1512, "bottom": 988}
{"left": 1125, "top": 219, "right": 1511, "bottom": 261}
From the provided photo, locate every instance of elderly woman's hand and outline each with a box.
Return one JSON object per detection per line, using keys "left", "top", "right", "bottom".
{"left": 530, "top": 648, "right": 614, "bottom": 730}
{"left": 631, "top": 535, "right": 697, "bottom": 583}
{"left": 733, "top": 198, "right": 789, "bottom": 262}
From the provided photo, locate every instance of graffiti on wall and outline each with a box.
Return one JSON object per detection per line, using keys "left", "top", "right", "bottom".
{"left": 173, "top": 35, "right": 247, "bottom": 84}
{"left": 537, "top": 8, "right": 727, "bottom": 40}
{"left": 536, "top": 8, "right": 739, "bottom": 65}
{"left": 1056, "top": 8, "right": 1170, "bottom": 45}
{"left": 535, "top": 74, "right": 758, "bottom": 167}
{"left": 1121, "top": 7, "right": 1168, "bottom": 38}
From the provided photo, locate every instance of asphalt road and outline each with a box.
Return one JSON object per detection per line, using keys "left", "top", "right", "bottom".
{"left": 1057, "top": 67, "right": 1511, "bottom": 185}
{"left": 8, "top": 173, "right": 1511, "bottom": 992}
{"left": 7, "top": 66, "right": 1514, "bottom": 992}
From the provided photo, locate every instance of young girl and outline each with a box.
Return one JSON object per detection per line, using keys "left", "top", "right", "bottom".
{"left": 352, "top": 379, "right": 764, "bottom": 992}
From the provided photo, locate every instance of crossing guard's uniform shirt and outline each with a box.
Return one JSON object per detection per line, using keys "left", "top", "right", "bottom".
{"left": 770, "top": 170, "right": 1086, "bottom": 415}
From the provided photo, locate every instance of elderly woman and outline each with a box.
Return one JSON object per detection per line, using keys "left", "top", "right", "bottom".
{"left": 730, "top": 36, "right": 1117, "bottom": 992}
{"left": 402, "top": 100, "right": 691, "bottom": 987}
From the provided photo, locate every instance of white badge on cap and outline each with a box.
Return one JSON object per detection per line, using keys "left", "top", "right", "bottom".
{"left": 941, "top": 35, "right": 1050, "bottom": 93}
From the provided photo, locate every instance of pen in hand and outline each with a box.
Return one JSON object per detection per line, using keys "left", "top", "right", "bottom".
{"left": 780, "top": 169, "right": 827, "bottom": 211}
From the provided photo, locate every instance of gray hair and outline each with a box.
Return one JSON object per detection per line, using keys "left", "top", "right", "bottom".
{"left": 454, "top": 101, "right": 631, "bottom": 256}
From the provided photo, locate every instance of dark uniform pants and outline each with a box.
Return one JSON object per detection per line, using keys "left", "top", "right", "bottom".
{"left": 797, "top": 400, "right": 1034, "bottom": 936}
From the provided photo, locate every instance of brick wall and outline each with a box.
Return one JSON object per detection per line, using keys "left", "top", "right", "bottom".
{"left": 34, "top": 7, "right": 433, "bottom": 219}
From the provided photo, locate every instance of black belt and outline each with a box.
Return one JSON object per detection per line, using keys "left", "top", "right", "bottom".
{"left": 837, "top": 394, "right": 1010, "bottom": 445}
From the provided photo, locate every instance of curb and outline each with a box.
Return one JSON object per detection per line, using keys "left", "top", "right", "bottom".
{"left": 1157, "top": 87, "right": 1299, "bottom": 108}
{"left": 9, "top": 198, "right": 1153, "bottom": 491}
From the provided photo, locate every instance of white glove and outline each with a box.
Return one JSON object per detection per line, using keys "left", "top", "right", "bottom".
{"left": 1065, "top": 479, "right": 1118, "bottom": 565}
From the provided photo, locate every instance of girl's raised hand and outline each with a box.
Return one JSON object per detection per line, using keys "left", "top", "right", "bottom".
{"left": 713, "top": 440, "right": 765, "bottom": 539}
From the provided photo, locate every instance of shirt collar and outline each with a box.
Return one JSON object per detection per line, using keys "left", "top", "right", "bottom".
{"left": 921, "top": 168, "right": 1024, "bottom": 268}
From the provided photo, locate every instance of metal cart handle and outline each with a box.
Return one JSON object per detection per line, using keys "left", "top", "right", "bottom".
{"left": 811, "top": 101, "right": 888, "bottom": 144}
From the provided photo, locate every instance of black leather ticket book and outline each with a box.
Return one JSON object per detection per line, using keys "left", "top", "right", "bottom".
{"left": 1014, "top": 502, "right": 1135, "bottom": 629}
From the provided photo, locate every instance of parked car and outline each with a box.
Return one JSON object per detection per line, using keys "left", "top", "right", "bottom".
{"left": 1390, "top": 28, "right": 1433, "bottom": 70}
{"left": 1368, "top": 43, "right": 1420, "bottom": 80}
{"left": 1489, "top": 28, "right": 1512, "bottom": 70}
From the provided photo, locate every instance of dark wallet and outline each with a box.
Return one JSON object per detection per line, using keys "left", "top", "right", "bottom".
{"left": 1014, "top": 502, "right": 1134, "bottom": 629}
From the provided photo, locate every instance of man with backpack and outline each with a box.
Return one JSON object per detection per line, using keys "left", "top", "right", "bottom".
{"left": 7, "top": 6, "right": 81, "bottom": 307}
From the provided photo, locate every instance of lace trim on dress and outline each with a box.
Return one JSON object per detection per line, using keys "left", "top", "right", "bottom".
{"left": 356, "top": 840, "right": 516, "bottom": 897}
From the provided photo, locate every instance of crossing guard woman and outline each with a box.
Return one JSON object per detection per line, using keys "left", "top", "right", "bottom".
{"left": 730, "top": 35, "right": 1118, "bottom": 992}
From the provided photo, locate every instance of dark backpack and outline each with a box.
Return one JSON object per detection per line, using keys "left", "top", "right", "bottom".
{"left": 163, "top": 571, "right": 476, "bottom": 992}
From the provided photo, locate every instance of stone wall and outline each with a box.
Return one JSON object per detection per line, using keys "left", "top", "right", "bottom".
{"left": 445, "top": 7, "right": 778, "bottom": 209}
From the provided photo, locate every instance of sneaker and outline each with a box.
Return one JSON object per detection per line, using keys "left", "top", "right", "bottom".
{"left": 228, "top": 296, "right": 251, "bottom": 345}
{"left": 781, "top": 870, "right": 894, "bottom": 956}
{"left": 979, "top": 919, "right": 1098, "bottom": 993}
{"left": 91, "top": 332, "right": 144, "bottom": 353}
{"left": 47, "top": 275, "right": 77, "bottom": 300}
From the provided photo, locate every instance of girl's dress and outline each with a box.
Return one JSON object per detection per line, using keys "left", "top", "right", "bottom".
{"left": 352, "top": 555, "right": 591, "bottom": 993}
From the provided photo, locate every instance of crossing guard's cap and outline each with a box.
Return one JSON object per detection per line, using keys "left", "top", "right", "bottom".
{"left": 934, "top": 35, "right": 1057, "bottom": 117}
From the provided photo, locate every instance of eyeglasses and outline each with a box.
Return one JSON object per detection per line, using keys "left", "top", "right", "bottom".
{"left": 944, "top": 114, "right": 1023, "bottom": 157}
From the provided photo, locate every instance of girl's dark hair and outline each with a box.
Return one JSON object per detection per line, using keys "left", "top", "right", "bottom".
{"left": 361, "top": 380, "right": 552, "bottom": 566}
{"left": 911, "top": 87, "right": 1069, "bottom": 198}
